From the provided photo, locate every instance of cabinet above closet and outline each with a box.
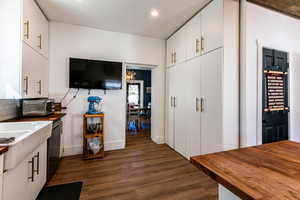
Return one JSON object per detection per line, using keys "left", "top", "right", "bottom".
{"left": 166, "top": 0, "right": 224, "bottom": 67}
{"left": 0, "top": 0, "right": 49, "bottom": 99}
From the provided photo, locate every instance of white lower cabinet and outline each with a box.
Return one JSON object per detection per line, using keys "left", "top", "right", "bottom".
{"left": 3, "top": 141, "right": 47, "bottom": 200}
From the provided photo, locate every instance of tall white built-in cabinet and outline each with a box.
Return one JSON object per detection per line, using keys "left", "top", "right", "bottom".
{"left": 166, "top": 0, "right": 239, "bottom": 159}
{"left": 0, "top": 0, "right": 49, "bottom": 99}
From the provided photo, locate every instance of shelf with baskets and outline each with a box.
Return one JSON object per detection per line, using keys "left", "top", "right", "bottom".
{"left": 83, "top": 113, "right": 105, "bottom": 159}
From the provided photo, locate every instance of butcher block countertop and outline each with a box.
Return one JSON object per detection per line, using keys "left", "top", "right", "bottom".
{"left": 5, "top": 113, "right": 66, "bottom": 122}
{"left": 0, "top": 147, "right": 8, "bottom": 155}
{"left": 191, "top": 141, "right": 300, "bottom": 200}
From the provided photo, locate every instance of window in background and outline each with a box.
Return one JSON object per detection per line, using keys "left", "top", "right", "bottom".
{"left": 127, "top": 83, "right": 140, "bottom": 105}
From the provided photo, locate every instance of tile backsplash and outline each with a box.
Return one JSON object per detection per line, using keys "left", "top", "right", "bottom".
{"left": 0, "top": 99, "right": 20, "bottom": 121}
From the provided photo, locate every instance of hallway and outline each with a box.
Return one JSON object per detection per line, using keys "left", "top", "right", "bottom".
{"left": 47, "top": 132, "right": 217, "bottom": 200}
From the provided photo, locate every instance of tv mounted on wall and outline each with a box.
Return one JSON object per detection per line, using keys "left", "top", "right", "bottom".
{"left": 69, "top": 58, "right": 122, "bottom": 90}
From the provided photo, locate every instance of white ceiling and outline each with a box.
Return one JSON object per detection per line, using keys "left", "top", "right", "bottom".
{"left": 37, "top": 0, "right": 210, "bottom": 39}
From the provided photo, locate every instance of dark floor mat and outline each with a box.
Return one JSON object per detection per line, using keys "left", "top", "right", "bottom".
{"left": 36, "top": 182, "right": 82, "bottom": 200}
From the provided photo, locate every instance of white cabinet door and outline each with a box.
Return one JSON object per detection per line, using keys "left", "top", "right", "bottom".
{"left": 36, "top": 56, "right": 49, "bottom": 98}
{"left": 166, "top": 36, "right": 175, "bottom": 67}
{"left": 173, "top": 28, "right": 187, "bottom": 64}
{"left": 22, "top": 43, "right": 36, "bottom": 98}
{"left": 166, "top": 67, "right": 176, "bottom": 148}
{"left": 186, "top": 12, "right": 201, "bottom": 60}
{"left": 41, "top": 19, "right": 49, "bottom": 58}
{"left": 23, "top": 0, "right": 49, "bottom": 58}
{"left": 31, "top": 142, "right": 47, "bottom": 200}
{"left": 3, "top": 142, "right": 48, "bottom": 200}
{"left": 201, "top": 0, "right": 223, "bottom": 54}
{"left": 23, "top": 43, "right": 49, "bottom": 98}
{"left": 174, "top": 63, "right": 188, "bottom": 158}
{"left": 35, "top": 7, "right": 49, "bottom": 58}
{"left": 23, "top": 0, "right": 37, "bottom": 50}
{"left": 200, "top": 49, "right": 223, "bottom": 154}
{"left": 185, "top": 57, "right": 201, "bottom": 158}
{"left": 3, "top": 154, "right": 32, "bottom": 200}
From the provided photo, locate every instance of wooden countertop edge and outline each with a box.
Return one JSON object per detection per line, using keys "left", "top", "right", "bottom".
{"left": 190, "top": 157, "right": 257, "bottom": 200}
{"left": 3, "top": 113, "right": 66, "bottom": 122}
{"left": 0, "top": 147, "right": 8, "bottom": 155}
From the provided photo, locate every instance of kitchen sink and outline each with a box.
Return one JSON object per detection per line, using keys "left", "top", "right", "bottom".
{"left": 0, "top": 121, "right": 52, "bottom": 170}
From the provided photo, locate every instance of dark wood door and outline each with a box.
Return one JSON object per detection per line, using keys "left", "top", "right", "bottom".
{"left": 262, "top": 48, "right": 289, "bottom": 144}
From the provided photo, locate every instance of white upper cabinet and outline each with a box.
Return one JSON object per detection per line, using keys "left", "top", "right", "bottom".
{"left": 0, "top": 0, "right": 49, "bottom": 99}
{"left": 185, "top": 12, "right": 201, "bottom": 60}
{"left": 166, "top": 35, "right": 176, "bottom": 67}
{"left": 166, "top": 0, "right": 224, "bottom": 65}
{"left": 173, "top": 27, "right": 187, "bottom": 64}
{"left": 23, "top": 0, "right": 49, "bottom": 58}
{"left": 201, "top": 0, "right": 223, "bottom": 54}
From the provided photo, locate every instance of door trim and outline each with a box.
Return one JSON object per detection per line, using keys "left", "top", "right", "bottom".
{"left": 256, "top": 40, "right": 290, "bottom": 145}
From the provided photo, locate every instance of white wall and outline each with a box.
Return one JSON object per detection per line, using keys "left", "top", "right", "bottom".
{"left": 49, "top": 22, "right": 165, "bottom": 156}
{"left": 240, "top": 2, "right": 300, "bottom": 146}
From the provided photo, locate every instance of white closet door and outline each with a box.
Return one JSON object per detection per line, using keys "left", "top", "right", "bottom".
{"left": 166, "top": 67, "right": 176, "bottom": 148}
{"left": 174, "top": 63, "right": 188, "bottom": 158}
{"left": 201, "top": 49, "right": 223, "bottom": 154}
{"left": 185, "top": 57, "right": 201, "bottom": 158}
{"left": 201, "top": 0, "right": 223, "bottom": 54}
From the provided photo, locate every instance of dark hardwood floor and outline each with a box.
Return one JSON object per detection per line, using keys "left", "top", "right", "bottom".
{"left": 47, "top": 130, "right": 217, "bottom": 200}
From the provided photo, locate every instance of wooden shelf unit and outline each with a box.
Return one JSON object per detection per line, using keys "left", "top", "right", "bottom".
{"left": 83, "top": 113, "right": 105, "bottom": 160}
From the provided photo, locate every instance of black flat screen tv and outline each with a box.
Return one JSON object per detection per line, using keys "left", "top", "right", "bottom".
{"left": 69, "top": 58, "right": 122, "bottom": 90}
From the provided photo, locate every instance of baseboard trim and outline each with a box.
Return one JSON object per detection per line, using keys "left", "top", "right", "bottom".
{"left": 62, "top": 140, "right": 125, "bottom": 157}
{"left": 152, "top": 135, "right": 165, "bottom": 144}
{"left": 104, "top": 140, "right": 125, "bottom": 151}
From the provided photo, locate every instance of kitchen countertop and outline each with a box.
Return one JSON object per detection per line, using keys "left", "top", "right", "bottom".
{"left": 191, "top": 141, "right": 300, "bottom": 200}
{"left": 5, "top": 113, "right": 66, "bottom": 122}
{"left": 0, "top": 147, "right": 8, "bottom": 155}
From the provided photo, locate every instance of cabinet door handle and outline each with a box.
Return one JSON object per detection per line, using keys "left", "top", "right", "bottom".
{"left": 34, "top": 152, "right": 40, "bottom": 175}
{"left": 38, "top": 80, "right": 42, "bottom": 95}
{"left": 28, "top": 157, "right": 35, "bottom": 182}
{"left": 201, "top": 37, "right": 204, "bottom": 52}
{"left": 24, "top": 76, "right": 29, "bottom": 96}
{"left": 200, "top": 98, "right": 204, "bottom": 112}
{"left": 24, "top": 20, "right": 29, "bottom": 39}
{"left": 38, "top": 34, "right": 42, "bottom": 49}
{"left": 196, "top": 97, "right": 200, "bottom": 112}
{"left": 170, "top": 96, "right": 173, "bottom": 107}
{"left": 174, "top": 52, "right": 177, "bottom": 63}
{"left": 196, "top": 39, "right": 200, "bottom": 54}
{"left": 171, "top": 53, "right": 174, "bottom": 64}
{"left": 174, "top": 97, "right": 177, "bottom": 108}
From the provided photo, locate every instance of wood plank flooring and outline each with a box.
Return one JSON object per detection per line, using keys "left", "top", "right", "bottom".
{"left": 47, "top": 131, "right": 217, "bottom": 200}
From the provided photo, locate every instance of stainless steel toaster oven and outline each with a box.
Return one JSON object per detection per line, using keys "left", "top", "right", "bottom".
{"left": 22, "top": 98, "right": 55, "bottom": 117}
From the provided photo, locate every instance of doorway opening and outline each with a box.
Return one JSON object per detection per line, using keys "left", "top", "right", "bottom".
{"left": 125, "top": 66, "right": 152, "bottom": 148}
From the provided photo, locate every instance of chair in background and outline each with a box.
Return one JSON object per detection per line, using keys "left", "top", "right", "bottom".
{"left": 127, "top": 104, "right": 140, "bottom": 135}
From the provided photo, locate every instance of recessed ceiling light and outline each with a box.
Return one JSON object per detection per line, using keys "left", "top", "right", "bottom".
{"left": 151, "top": 10, "right": 159, "bottom": 17}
